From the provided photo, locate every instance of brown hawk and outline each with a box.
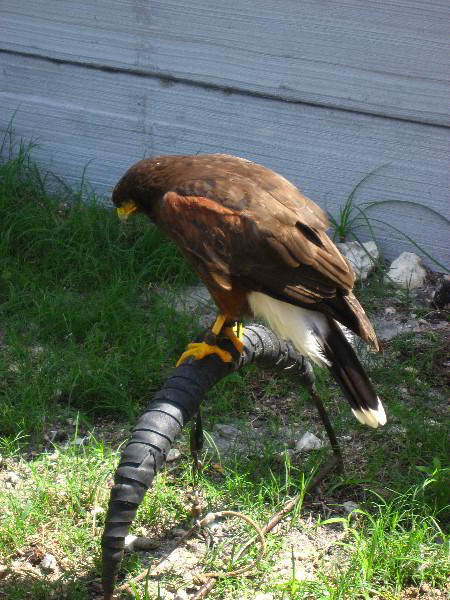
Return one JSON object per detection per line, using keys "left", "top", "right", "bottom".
{"left": 113, "top": 154, "right": 386, "bottom": 428}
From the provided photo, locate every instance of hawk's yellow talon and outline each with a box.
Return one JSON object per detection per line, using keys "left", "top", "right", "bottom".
{"left": 176, "top": 342, "right": 233, "bottom": 367}
{"left": 176, "top": 317, "right": 245, "bottom": 367}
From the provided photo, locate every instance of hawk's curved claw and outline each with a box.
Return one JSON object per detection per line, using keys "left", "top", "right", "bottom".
{"left": 176, "top": 342, "right": 233, "bottom": 367}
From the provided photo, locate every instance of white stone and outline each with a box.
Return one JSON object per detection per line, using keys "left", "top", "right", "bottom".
{"left": 389, "top": 426, "right": 407, "bottom": 435}
{"left": 91, "top": 506, "right": 104, "bottom": 516}
{"left": 6, "top": 472, "right": 20, "bottom": 485}
{"left": 40, "top": 553, "right": 57, "bottom": 571}
{"left": 124, "top": 535, "right": 138, "bottom": 550}
{"left": 385, "top": 252, "right": 427, "bottom": 289}
{"left": 295, "top": 431, "right": 323, "bottom": 452}
{"left": 337, "top": 241, "right": 379, "bottom": 281}
{"left": 166, "top": 448, "right": 181, "bottom": 462}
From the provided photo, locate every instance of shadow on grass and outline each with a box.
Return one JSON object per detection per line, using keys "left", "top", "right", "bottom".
{"left": 0, "top": 565, "right": 138, "bottom": 600}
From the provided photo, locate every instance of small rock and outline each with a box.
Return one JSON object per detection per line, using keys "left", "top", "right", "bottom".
{"left": 295, "top": 432, "right": 323, "bottom": 452}
{"left": 124, "top": 535, "right": 138, "bottom": 550}
{"left": 213, "top": 424, "right": 239, "bottom": 439}
{"left": 343, "top": 501, "right": 360, "bottom": 514}
{"left": 389, "top": 426, "right": 407, "bottom": 435}
{"left": 91, "top": 506, "right": 104, "bottom": 516}
{"left": 44, "top": 430, "right": 58, "bottom": 443}
{"left": 6, "top": 472, "right": 20, "bottom": 485}
{"left": 75, "top": 437, "right": 85, "bottom": 447}
{"left": 49, "top": 429, "right": 67, "bottom": 443}
{"left": 385, "top": 252, "right": 427, "bottom": 289}
{"left": 166, "top": 448, "right": 181, "bottom": 462}
{"left": 172, "top": 528, "right": 190, "bottom": 538}
{"left": 207, "top": 522, "right": 223, "bottom": 535}
{"left": 384, "top": 307, "right": 397, "bottom": 317}
{"left": 174, "top": 590, "right": 190, "bottom": 600}
{"left": 40, "top": 553, "right": 57, "bottom": 571}
{"left": 337, "top": 241, "right": 379, "bottom": 281}
{"left": 433, "top": 278, "right": 450, "bottom": 310}
{"left": 373, "top": 319, "right": 405, "bottom": 342}
{"left": 132, "top": 537, "right": 160, "bottom": 551}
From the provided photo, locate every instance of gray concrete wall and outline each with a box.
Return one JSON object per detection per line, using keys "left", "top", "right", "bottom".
{"left": 1, "top": 0, "right": 449, "bottom": 268}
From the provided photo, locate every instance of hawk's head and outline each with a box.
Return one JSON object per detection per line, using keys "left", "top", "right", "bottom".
{"left": 112, "top": 158, "right": 165, "bottom": 221}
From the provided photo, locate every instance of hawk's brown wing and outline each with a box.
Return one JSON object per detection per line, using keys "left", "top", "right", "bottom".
{"left": 155, "top": 179, "right": 378, "bottom": 349}
{"left": 114, "top": 154, "right": 378, "bottom": 348}
{"left": 150, "top": 154, "right": 329, "bottom": 231}
{"left": 155, "top": 168, "right": 352, "bottom": 291}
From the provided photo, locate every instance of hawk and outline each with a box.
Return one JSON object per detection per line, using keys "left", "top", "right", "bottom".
{"left": 113, "top": 154, "right": 386, "bottom": 428}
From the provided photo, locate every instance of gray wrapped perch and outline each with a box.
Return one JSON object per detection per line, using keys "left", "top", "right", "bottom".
{"left": 101, "top": 323, "right": 343, "bottom": 599}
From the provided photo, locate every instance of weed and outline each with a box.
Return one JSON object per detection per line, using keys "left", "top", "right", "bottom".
{"left": 329, "top": 167, "right": 450, "bottom": 273}
{"left": 0, "top": 134, "right": 198, "bottom": 442}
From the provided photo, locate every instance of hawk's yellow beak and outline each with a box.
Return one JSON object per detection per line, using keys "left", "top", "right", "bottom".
{"left": 117, "top": 200, "right": 138, "bottom": 221}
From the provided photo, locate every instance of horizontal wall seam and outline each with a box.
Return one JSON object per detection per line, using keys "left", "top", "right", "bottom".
{"left": 1, "top": 47, "right": 448, "bottom": 129}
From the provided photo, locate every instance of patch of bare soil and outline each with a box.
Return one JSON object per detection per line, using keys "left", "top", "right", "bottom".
{"left": 400, "top": 582, "right": 449, "bottom": 599}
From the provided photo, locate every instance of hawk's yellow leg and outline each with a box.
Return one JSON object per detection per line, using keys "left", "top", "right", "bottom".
{"left": 176, "top": 315, "right": 245, "bottom": 367}
{"left": 222, "top": 322, "right": 245, "bottom": 353}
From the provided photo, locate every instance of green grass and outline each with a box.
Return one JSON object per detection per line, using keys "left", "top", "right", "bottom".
{"left": 0, "top": 139, "right": 448, "bottom": 599}
{"left": 0, "top": 138, "right": 198, "bottom": 441}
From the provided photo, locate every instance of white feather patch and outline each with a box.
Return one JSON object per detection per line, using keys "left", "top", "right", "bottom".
{"left": 352, "top": 397, "right": 387, "bottom": 428}
{"left": 247, "top": 291, "right": 331, "bottom": 367}
{"left": 248, "top": 291, "right": 387, "bottom": 429}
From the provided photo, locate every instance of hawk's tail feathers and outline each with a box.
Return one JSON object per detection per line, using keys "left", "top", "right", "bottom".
{"left": 247, "top": 292, "right": 386, "bottom": 428}
{"left": 320, "top": 319, "right": 386, "bottom": 428}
